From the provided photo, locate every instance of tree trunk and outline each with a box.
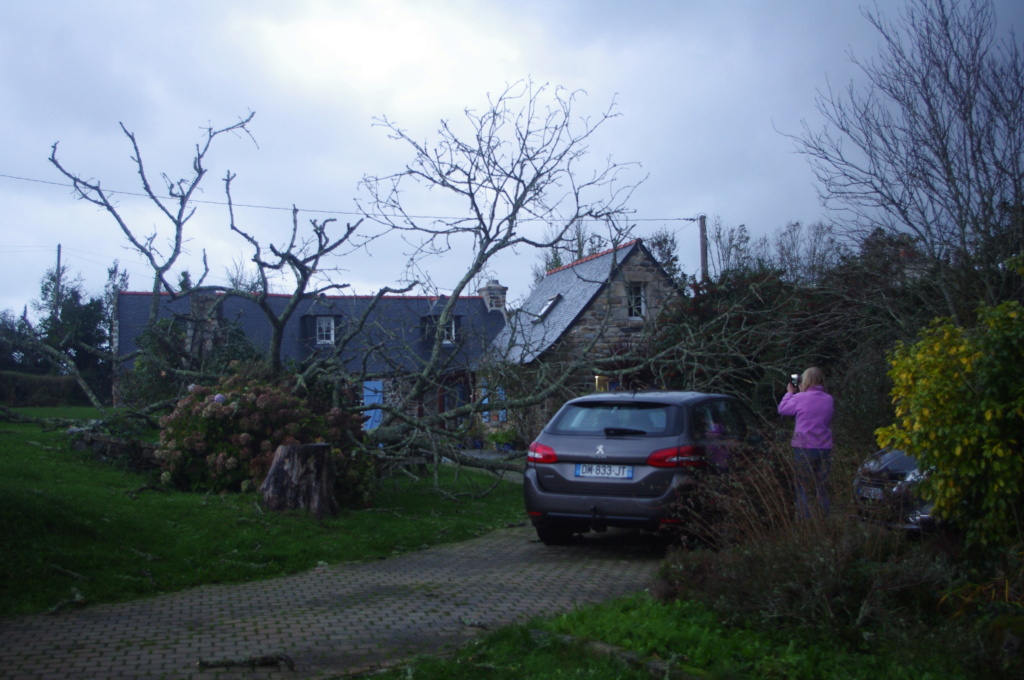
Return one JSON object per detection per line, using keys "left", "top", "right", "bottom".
{"left": 259, "top": 443, "right": 339, "bottom": 519}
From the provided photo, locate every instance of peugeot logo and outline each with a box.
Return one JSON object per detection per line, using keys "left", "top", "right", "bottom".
{"left": 594, "top": 445, "right": 606, "bottom": 458}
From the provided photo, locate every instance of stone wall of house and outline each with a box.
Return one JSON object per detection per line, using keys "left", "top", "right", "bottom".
{"left": 376, "top": 372, "right": 477, "bottom": 429}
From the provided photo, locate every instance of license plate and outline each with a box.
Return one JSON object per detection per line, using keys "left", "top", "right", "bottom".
{"left": 857, "top": 485, "right": 884, "bottom": 500}
{"left": 575, "top": 464, "right": 633, "bottom": 479}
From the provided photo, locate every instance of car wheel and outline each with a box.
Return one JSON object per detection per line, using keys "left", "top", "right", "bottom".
{"left": 535, "top": 524, "right": 574, "bottom": 546}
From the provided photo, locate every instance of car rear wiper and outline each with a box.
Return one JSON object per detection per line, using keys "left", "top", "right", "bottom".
{"left": 604, "top": 427, "right": 647, "bottom": 437}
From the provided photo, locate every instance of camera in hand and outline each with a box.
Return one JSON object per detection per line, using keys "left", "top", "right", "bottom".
{"left": 790, "top": 373, "right": 800, "bottom": 388}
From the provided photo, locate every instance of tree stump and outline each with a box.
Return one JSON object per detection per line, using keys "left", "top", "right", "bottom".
{"left": 259, "top": 443, "right": 339, "bottom": 519}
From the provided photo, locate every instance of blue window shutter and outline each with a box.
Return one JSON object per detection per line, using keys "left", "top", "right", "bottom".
{"left": 363, "top": 380, "right": 384, "bottom": 430}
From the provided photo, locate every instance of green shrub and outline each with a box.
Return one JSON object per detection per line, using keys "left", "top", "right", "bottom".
{"left": 656, "top": 520, "right": 962, "bottom": 642}
{"left": 335, "top": 447, "right": 379, "bottom": 509}
{"left": 877, "top": 301, "right": 1024, "bottom": 548}
{"left": 157, "top": 373, "right": 371, "bottom": 504}
{"left": 975, "top": 611, "right": 1024, "bottom": 678}
{"left": 116, "top": 318, "right": 264, "bottom": 407}
{"left": 942, "top": 546, "right": 1024, "bottom": 676}
{"left": 486, "top": 428, "right": 519, "bottom": 449}
{"left": 542, "top": 591, "right": 976, "bottom": 680}
{"left": 0, "top": 371, "right": 90, "bottom": 407}
{"left": 115, "top": 319, "right": 191, "bottom": 407}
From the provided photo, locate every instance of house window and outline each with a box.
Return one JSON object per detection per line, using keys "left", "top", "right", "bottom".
{"left": 627, "top": 283, "right": 646, "bottom": 319}
{"left": 315, "top": 316, "right": 335, "bottom": 344}
{"left": 421, "top": 313, "right": 458, "bottom": 346}
{"left": 441, "top": 317, "right": 458, "bottom": 345}
{"left": 534, "top": 294, "right": 562, "bottom": 323}
{"left": 480, "top": 383, "right": 508, "bottom": 423}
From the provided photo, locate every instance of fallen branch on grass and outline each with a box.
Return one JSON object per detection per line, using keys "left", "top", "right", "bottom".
{"left": 235, "top": 517, "right": 274, "bottom": 530}
{"left": 48, "top": 564, "right": 86, "bottom": 580}
{"left": 125, "top": 484, "right": 160, "bottom": 499}
{"left": 129, "top": 548, "right": 160, "bottom": 561}
{"left": 47, "top": 588, "right": 86, "bottom": 614}
{"left": 196, "top": 653, "right": 296, "bottom": 671}
{"left": 0, "top": 405, "right": 32, "bottom": 423}
{"left": 528, "top": 629, "right": 699, "bottom": 680}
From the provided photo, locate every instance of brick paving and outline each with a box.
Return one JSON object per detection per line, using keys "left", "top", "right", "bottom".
{"left": 0, "top": 525, "right": 662, "bottom": 679}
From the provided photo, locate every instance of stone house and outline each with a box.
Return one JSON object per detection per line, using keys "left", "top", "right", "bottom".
{"left": 492, "top": 238, "right": 681, "bottom": 393}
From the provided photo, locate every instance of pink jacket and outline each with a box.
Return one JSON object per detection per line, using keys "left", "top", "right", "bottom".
{"left": 778, "top": 385, "right": 834, "bottom": 449}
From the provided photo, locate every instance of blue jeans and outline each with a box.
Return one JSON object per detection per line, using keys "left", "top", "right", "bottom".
{"left": 793, "top": 448, "right": 832, "bottom": 518}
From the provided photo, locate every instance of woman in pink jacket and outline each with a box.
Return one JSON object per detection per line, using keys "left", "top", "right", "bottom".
{"left": 777, "top": 367, "right": 834, "bottom": 518}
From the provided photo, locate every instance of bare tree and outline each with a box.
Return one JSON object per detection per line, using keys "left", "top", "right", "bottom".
{"left": 50, "top": 113, "right": 258, "bottom": 323}
{"left": 50, "top": 114, "right": 367, "bottom": 379}
{"left": 529, "top": 221, "right": 612, "bottom": 286}
{"left": 706, "top": 218, "right": 769, "bottom": 278}
{"left": 222, "top": 175, "right": 362, "bottom": 373}
{"left": 46, "top": 87, "right": 652, "bottom": 484}
{"left": 646, "top": 225, "right": 684, "bottom": 283}
{"left": 224, "top": 256, "right": 262, "bottom": 294}
{"left": 792, "top": 0, "right": 1024, "bottom": 322}
{"left": 771, "top": 221, "right": 848, "bottom": 285}
{"left": 357, "top": 81, "right": 644, "bottom": 447}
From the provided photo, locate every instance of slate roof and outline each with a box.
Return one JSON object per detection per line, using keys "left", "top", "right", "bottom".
{"left": 492, "top": 239, "right": 646, "bottom": 364}
{"left": 116, "top": 291, "right": 506, "bottom": 375}
{"left": 115, "top": 292, "right": 188, "bottom": 358}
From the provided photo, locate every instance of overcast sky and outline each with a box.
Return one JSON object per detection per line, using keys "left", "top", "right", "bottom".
{"left": 3, "top": 0, "right": 1023, "bottom": 316}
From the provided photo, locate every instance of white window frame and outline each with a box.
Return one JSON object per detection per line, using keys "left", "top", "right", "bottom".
{"left": 316, "top": 316, "right": 335, "bottom": 345}
{"left": 626, "top": 282, "right": 646, "bottom": 319}
{"left": 534, "top": 294, "right": 562, "bottom": 323}
{"left": 441, "top": 316, "right": 458, "bottom": 345}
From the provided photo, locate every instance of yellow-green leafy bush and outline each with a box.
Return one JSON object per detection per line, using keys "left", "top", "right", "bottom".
{"left": 877, "top": 301, "right": 1024, "bottom": 547}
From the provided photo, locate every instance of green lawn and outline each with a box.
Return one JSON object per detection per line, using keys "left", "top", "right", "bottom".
{"left": 0, "top": 410, "right": 523, "bottom": 617}
{"left": 368, "top": 593, "right": 979, "bottom": 680}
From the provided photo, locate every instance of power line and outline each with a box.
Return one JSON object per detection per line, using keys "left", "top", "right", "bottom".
{"left": 0, "top": 171, "right": 703, "bottom": 224}
{"left": 0, "top": 172, "right": 343, "bottom": 215}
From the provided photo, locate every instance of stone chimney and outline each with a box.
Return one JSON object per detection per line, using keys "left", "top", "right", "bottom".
{"left": 479, "top": 279, "right": 508, "bottom": 314}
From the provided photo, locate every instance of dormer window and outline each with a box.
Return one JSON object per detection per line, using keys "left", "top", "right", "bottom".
{"left": 316, "top": 316, "right": 335, "bottom": 344}
{"left": 534, "top": 294, "right": 562, "bottom": 323}
{"left": 441, "top": 316, "right": 458, "bottom": 345}
{"left": 423, "top": 315, "right": 459, "bottom": 346}
{"left": 627, "top": 283, "right": 646, "bottom": 319}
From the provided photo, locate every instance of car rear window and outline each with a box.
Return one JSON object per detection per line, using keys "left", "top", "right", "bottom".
{"left": 548, "top": 401, "right": 677, "bottom": 436}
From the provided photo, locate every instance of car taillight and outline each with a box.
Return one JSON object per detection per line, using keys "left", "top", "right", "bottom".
{"left": 527, "top": 441, "right": 558, "bottom": 464}
{"left": 647, "top": 445, "right": 705, "bottom": 468}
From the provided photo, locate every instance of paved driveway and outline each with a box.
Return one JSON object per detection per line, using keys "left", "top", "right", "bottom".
{"left": 0, "top": 524, "right": 662, "bottom": 679}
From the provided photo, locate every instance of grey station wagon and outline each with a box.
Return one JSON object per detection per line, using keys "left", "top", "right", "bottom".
{"left": 524, "top": 391, "right": 763, "bottom": 545}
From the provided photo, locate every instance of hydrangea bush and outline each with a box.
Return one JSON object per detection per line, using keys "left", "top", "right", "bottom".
{"left": 157, "top": 373, "right": 374, "bottom": 506}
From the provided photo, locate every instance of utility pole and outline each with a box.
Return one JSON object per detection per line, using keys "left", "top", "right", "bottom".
{"left": 698, "top": 214, "right": 708, "bottom": 282}
{"left": 53, "top": 243, "right": 62, "bottom": 328}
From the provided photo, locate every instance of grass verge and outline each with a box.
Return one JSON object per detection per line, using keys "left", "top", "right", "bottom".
{"left": 367, "top": 592, "right": 978, "bottom": 680}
